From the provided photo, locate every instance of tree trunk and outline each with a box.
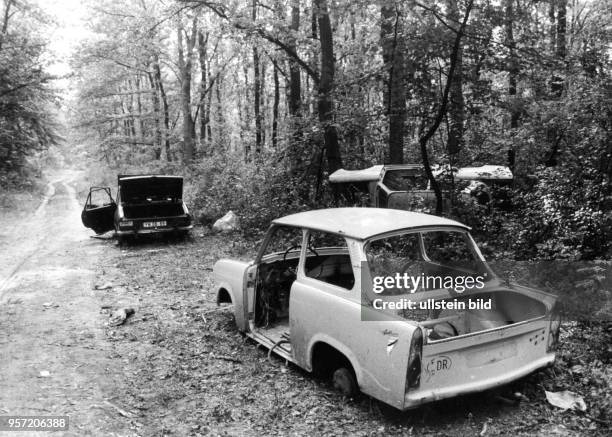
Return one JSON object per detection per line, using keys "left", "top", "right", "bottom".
{"left": 252, "top": 0, "right": 263, "bottom": 154}
{"left": 419, "top": 0, "right": 473, "bottom": 214}
{"left": 177, "top": 16, "right": 198, "bottom": 164}
{"left": 548, "top": 0, "right": 556, "bottom": 53}
{"left": 446, "top": 0, "right": 464, "bottom": 155}
{"left": 0, "top": 0, "right": 13, "bottom": 51}
{"left": 505, "top": 0, "right": 519, "bottom": 128}
{"left": 272, "top": 60, "right": 280, "bottom": 148}
{"left": 556, "top": 0, "right": 567, "bottom": 60}
{"left": 550, "top": 0, "right": 566, "bottom": 97}
{"left": 314, "top": 0, "right": 342, "bottom": 176}
{"left": 288, "top": 0, "right": 301, "bottom": 117}
{"left": 198, "top": 30, "right": 208, "bottom": 151}
{"left": 153, "top": 55, "right": 170, "bottom": 161}
{"left": 380, "top": 1, "right": 407, "bottom": 164}
{"left": 147, "top": 70, "right": 162, "bottom": 159}
{"left": 134, "top": 75, "right": 143, "bottom": 140}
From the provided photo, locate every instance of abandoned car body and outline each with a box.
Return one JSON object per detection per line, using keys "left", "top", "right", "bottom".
{"left": 81, "top": 175, "right": 193, "bottom": 238}
{"left": 329, "top": 164, "right": 441, "bottom": 210}
{"left": 329, "top": 164, "right": 513, "bottom": 210}
{"left": 213, "top": 208, "right": 560, "bottom": 411}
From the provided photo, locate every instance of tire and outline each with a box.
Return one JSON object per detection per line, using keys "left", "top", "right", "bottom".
{"left": 332, "top": 367, "right": 358, "bottom": 397}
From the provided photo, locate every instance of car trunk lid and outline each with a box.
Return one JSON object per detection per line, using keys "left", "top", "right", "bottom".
{"left": 119, "top": 175, "right": 183, "bottom": 203}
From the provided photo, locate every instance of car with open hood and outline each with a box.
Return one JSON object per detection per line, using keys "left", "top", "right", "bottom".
{"left": 81, "top": 174, "right": 193, "bottom": 239}
{"left": 213, "top": 208, "right": 560, "bottom": 410}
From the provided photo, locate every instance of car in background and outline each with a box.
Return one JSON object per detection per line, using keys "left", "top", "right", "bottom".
{"left": 329, "top": 164, "right": 513, "bottom": 210}
{"left": 213, "top": 208, "right": 560, "bottom": 410}
{"left": 81, "top": 174, "right": 193, "bottom": 240}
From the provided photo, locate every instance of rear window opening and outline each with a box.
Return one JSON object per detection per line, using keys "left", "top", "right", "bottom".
{"left": 365, "top": 229, "right": 549, "bottom": 340}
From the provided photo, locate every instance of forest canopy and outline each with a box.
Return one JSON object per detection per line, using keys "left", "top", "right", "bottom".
{"left": 0, "top": 0, "right": 60, "bottom": 185}
{"left": 2, "top": 0, "right": 610, "bottom": 259}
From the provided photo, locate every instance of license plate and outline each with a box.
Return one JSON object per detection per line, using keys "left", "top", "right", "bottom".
{"left": 143, "top": 220, "right": 167, "bottom": 228}
{"left": 467, "top": 340, "right": 517, "bottom": 367}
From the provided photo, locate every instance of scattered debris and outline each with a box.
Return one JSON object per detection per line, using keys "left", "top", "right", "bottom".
{"left": 210, "top": 354, "right": 242, "bottom": 364}
{"left": 479, "top": 421, "right": 488, "bottom": 436}
{"left": 514, "top": 392, "right": 530, "bottom": 402}
{"left": 201, "top": 305, "right": 233, "bottom": 315}
{"left": 545, "top": 390, "right": 587, "bottom": 412}
{"left": 94, "top": 282, "right": 113, "bottom": 290}
{"left": 108, "top": 308, "right": 135, "bottom": 326}
{"left": 89, "top": 401, "right": 137, "bottom": 418}
{"left": 212, "top": 211, "right": 239, "bottom": 233}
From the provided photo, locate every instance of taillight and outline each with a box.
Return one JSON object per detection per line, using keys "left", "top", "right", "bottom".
{"left": 547, "top": 302, "right": 561, "bottom": 352}
{"left": 406, "top": 328, "right": 423, "bottom": 391}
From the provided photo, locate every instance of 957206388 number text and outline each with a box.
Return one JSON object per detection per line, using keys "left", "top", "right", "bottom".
{"left": 0, "top": 416, "right": 69, "bottom": 431}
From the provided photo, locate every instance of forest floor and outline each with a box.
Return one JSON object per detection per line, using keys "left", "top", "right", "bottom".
{"left": 0, "top": 171, "right": 610, "bottom": 436}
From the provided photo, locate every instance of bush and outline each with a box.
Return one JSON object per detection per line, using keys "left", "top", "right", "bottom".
{"left": 189, "top": 151, "right": 324, "bottom": 236}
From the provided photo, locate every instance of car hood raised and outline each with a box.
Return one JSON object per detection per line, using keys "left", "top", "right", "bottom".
{"left": 118, "top": 175, "right": 183, "bottom": 202}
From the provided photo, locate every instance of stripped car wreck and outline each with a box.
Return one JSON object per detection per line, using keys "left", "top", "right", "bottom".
{"left": 329, "top": 164, "right": 513, "bottom": 210}
{"left": 81, "top": 175, "right": 193, "bottom": 240}
{"left": 213, "top": 208, "right": 560, "bottom": 410}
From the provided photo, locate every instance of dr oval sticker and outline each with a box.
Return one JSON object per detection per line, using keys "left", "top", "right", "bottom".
{"left": 425, "top": 356, "right": 452, "bottom": 381}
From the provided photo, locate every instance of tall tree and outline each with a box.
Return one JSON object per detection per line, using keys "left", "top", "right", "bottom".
{"left": 504, "top": 0, "right": 519, "bottom": 129}
{"left": 380, "top": 1, "right": 407, "bottom": 164}
{"left": 252, "top": 0, "right": 263, "bottom": 155}
{"left": 446, "top": 0, "right": 464, "bottom": 155}
{"left": 288, "top": 0, "right": 301, "bottom": 117}
{"left": 314, "top": 0, "right": 342, "bottom": 176}
{"left": 152, "top": 54, "right": 171, "bottom": 161}
{"left": 418, "top": 0, "right": 473, "bottom": 214}
{"left": 197, "top": 30, "right": 208, "bottom": 151}
{"left": 177, "top": 14, "right": 198, "bottom": 164}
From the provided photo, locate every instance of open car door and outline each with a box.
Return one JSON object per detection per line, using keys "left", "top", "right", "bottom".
{"left": 81, "top": 187, "right": 117, "bottom": 234}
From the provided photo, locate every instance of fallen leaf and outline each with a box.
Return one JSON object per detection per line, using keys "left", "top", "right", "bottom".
{"left": 545, "top": 390, "right": 587, "bottom": 412}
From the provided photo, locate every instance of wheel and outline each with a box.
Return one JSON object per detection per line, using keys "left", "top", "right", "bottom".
{"left": 333, "top": 367, "right": 358, "bottom": 397}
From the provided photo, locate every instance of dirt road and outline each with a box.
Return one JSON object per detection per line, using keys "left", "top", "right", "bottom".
{"left": 0, "top": 172, "right": 136, "bottom": 435}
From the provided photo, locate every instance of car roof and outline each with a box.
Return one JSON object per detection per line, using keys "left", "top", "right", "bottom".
{"left": 272, "top": 208, "right": 469, "bottom": 240}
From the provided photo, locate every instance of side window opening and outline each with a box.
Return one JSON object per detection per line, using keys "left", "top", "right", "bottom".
{"left": 305, "top": 231, "right": 355, "bottom": 290}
